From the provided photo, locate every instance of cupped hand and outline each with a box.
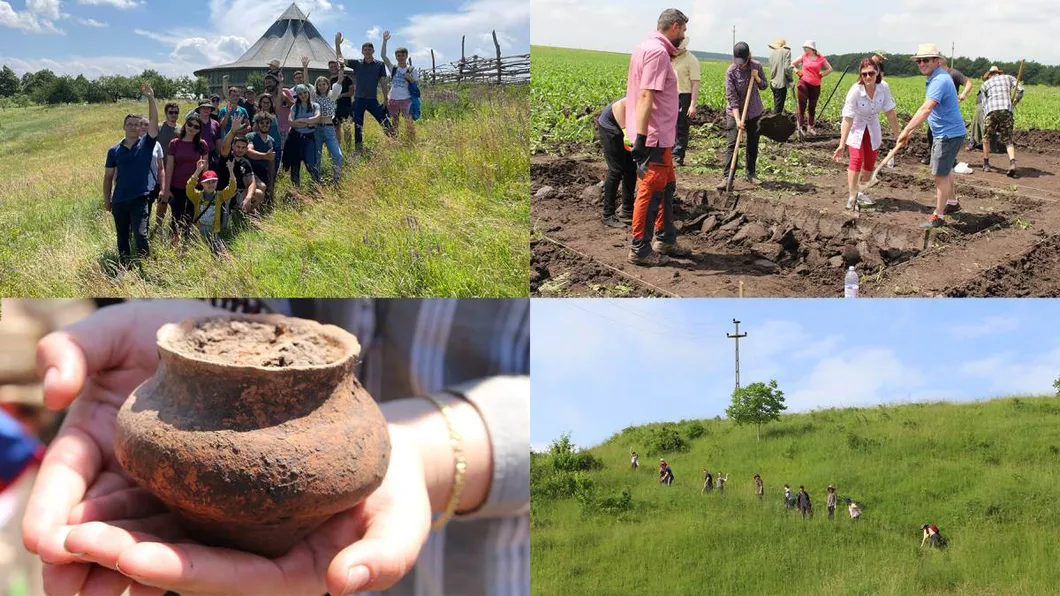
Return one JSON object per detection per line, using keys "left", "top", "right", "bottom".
{"left": 833, "top": 145, "right": 845, "bottom": 162}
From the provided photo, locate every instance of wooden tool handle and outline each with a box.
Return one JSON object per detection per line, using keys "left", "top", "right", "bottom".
{"left": 728, "top": 72, "right": 757, "bottom": 175}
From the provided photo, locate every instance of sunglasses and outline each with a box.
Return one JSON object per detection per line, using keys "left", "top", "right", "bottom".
{"left": 186, "top": 123, "right": 201, "bottom": 130}
{"left": 166, "top": 110, "right": 179, "bottom": 115}
{"left": 861, "top": 71, "right": 877, "bottom": 77}
{"left": 211, "top": 99, "right": 220, "bottom": 103}
{"left": 915, "top": 58, "right": 935, "bottom": 64}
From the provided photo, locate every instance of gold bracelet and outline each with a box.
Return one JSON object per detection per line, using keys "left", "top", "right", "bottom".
{"left": 422, "top": 393, "right": 467, "bottom": 531}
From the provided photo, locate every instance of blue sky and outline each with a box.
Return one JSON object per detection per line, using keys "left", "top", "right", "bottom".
{"left": 0, "top": 0, "right": 528, "bottom": 77}
{"left": 531, "top": 299, "right": 1060, "bottom": 451}
{"left": 532, "top": 0, "right": 1058, "bottom": 64}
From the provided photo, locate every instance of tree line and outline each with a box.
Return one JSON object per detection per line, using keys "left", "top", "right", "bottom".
{"left": 824, "top": 53, "right": 1058, "bottom": 84}
{"left": 0, "top": 65, "right": 217, "bottom": 107}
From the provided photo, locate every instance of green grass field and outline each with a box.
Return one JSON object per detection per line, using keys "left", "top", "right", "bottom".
{"left": 532, "top": 46, "right": 1060, "bottom": 151}
{"left": 0, "top": 84, "right": 529, "bottom": 297}
{"left": 532, "top": 396, "right": 1060, "bottom": 594}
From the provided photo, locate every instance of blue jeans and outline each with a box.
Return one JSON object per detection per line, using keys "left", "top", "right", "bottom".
{"left": 352, "top": 97, "right": 395, "bottom": 144}
{"left": 314, "top": 125, "right": 343, "bottom": 180}
{"left": 290, "top": 131, "right": 320, "bottom": 186}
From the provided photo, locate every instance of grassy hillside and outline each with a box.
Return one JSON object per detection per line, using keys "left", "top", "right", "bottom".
{"left": 532, "top": 396, "right": 1060, "bottom": 595}
{"left": 0, "top": 84, "right": 529, "bottom": 297}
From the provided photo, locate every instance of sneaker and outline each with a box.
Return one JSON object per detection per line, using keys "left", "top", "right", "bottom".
{"left": 601, "top": 215, "right": 625, "bottom": 228}
{"left": 845, "top": 197, "right": 856, "bottom": 210}
{"left": 807, "top": 127, "right": 817, "bottom": 136}
{"left": 920, "top": 156, "right": 930, "bottom": 165}
{"left": 982, "top": 164, "right": 993, "bottom": 173}
{"left": 920, "top": 215, "right": 945, "bottom": 229}
{"left": 674, "top": 156, "right": 685, "bottom": 166}
{"left": 716, "top": 178, "right": 731, "bottom": 191}
{"left": 617, "top": 211, "right": 633, "bottom": 224}
{"left": 1007, "top": 167, "right": 1018, "bottom": 178}
{"left": 744, "top": 175, "right": 763, "bottom": 186}
{"left": 945, "top": 201, "right": 961, "bottom": 214}
{"left": 628, "top": 250, "right": 671, "bottom": 266}
{"left": 652, "top": 239, "right": 692, "bottom": 257}
{"left": 856, "top": 192, "right": 875, "bottom": 206}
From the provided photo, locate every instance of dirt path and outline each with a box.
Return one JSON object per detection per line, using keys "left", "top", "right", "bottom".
{"left": 532, "top": 118, "right": 1060, "bottom": 297}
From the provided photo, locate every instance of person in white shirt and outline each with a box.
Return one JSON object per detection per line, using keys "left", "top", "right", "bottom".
{"left": 382, "top": 30, "right": 420, "bottom": 140}
{"left": 631, "top": 450, "right": 639, "bottom": 470}
{"left": 847, "top": 498, "right": 861, "bottom": 521}
{"left": 833, "top": 57, "right": 900, "bottom": 210}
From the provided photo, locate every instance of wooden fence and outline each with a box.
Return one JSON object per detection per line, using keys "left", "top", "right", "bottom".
{"left": 416, "top": 31, "right": 529, "bottom": 85}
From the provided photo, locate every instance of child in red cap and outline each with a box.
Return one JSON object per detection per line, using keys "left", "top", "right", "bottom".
{"left": 187, "top": 155, "right": 237, "bottom": 240}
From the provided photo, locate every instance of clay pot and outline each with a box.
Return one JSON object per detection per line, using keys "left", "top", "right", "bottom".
{"left": 114, "top": 315, "right": 391, "bottom": 558}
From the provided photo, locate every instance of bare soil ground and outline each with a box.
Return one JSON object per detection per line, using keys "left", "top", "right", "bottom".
{"left": 532, "top": 108, "right": 1060, "bottom": 297}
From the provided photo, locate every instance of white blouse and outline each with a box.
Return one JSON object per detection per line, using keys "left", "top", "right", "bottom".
{"left": 841, "top": 80, "right": 896, "bottom": 151}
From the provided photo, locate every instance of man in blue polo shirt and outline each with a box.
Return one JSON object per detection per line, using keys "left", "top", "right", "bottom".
{"left": 897, "top": 43, "right": 967, "bottom": 229}
{"left": 103, "top": 81, "right": 159, "bottom": 268}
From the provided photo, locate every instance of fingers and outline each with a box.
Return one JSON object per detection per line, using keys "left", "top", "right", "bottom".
{"left": 42, "top": 561, "right": 92, "bottom": 596}
{"left": 129, "top": 584, "right": 168, "bottom": 596}
{"left": 79, "top": 565, "right": 133, "bottom": 596}
{"left": 22, "top": 427, "right": 102, "bottom": 554}
{"left": 325, "top": 507, "right": 428, "bottom": 594}
{"left": 36, "top": 331, "right": 90, "bottom": 411}
{"left": 64, "top": 520, "right": 173, "bottom": 570}
{"left": 70, "top": 487, "right": 168, "bottom": 525}
{"left": 114, "top": 541, "right": 285, "bottom": 594}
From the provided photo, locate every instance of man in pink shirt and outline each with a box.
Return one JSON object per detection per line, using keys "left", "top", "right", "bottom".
{"left": 624, "top": 8, "right": 691, "bottom": 266}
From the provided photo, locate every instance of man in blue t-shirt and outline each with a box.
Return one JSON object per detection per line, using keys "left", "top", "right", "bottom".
{"left": 103, "top": 81, "right": 159, "bottom": 268}
{"left": 335, "top": 31, "right": 397, "bottom": 153}
{"left": 897, "top": 43, "right": 967, "bottom": 229}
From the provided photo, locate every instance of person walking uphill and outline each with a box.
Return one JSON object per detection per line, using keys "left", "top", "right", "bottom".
{"left": 897, "top": 43, "right": 967, "bottom": 229}
{"left": 826, "top": 485, "right": 837, "bottom": 519}
{"left": 671, "top": 37, "right": 700, "bottom": 166}
{"left": 792, "top": 40, "right": 832, "bottom": 136}
{"left": 833, "top": 57, "right": 900, "bottom": 210}
{"left": 796, "top": 485, "right": 812, "bottom": 518}
{"left": 598, "top": 97, "right": 636, "bottom": 228}
{"left": 979, "top": 65, "right": 1024, "bottom": 177}
{"left": 624, "top": 8, "right": 692, "bottom": 267}
{"left": 768, "top": 37, "right": 793, "bottom": 114}
{"left": 103, "top": 82, "right": 159, "bottom": 269}
{"left": 753, "top": 473, "right": 764, "bottom": 500}
{"left": 717, "top": 42, "right": 767, "bottom": 190}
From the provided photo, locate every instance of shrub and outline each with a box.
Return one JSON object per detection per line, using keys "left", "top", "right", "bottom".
{"left": 680, "top": 419, "right": 706, "bottom": 440}
{"left": 644, "top": 423, "right": 688, "bottom": 455}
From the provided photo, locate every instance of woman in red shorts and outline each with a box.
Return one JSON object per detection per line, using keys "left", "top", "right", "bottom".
{"left": 833, "top": 57, "right": 901, "bottom": 210}
{"left": 792, "top": 40, "right": 833, "bottom": 136}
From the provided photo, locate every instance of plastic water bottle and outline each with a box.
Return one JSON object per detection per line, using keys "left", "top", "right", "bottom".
{"left": 844, "top": 266, "right": 859, "bottom": 298}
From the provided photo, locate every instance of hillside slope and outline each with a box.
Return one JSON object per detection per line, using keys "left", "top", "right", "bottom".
{"left": 531, "top": 396, "right": 1060, "bottom": 595}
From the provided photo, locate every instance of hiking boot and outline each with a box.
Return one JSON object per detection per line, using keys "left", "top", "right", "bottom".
{"left": 1007, "top": 166, "right": 1018, "bottom": 178}
{"left": 716, "top": 178, "right": 732, "bottom": 191}
{"left": 920, "top": 215, "right": 945, "bottom": 229}
{"left": 982, "top": 163, "right": 993, "bottom": 173}
{"left": 652, "top": 239, "right": 692, "bottom": 257}
{"left": 628, "top": 250, "right": 671, "bottom": 266}
{"left": 601, "top": 215, "right": 625, "bottom": 228}
{"left": 944, "top": 201, "right": 961, "bottom": 214}
{"left": 674, "top": 156, "right": 685, "bottom": 166}
{"left": 845, "top": 196, "right": 856, "bottom": 210}
{"left": 856, "top": 192, "right": 875, "bottom": 206}
{"left": 744, "top": 175, "right": 763, "bottom": 186}
{"left": 617, "top": 210, "right": 633, "bottom": 224}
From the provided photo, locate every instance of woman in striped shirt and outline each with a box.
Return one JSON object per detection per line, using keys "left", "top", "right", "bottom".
{"left": 312, "top": 73, "right": 344, "bottom": 183}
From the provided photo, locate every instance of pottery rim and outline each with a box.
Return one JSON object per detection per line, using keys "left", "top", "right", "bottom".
{"left": 155, "top": 314, "right": 361, "bottom": 373}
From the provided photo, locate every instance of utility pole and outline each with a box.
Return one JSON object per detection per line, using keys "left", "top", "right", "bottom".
{"left": 732, "top": 26, "right": 736, "bottom": 48}
{"left": 951, "top": 42, "right": 955, "bottom": 65}
{"left": 726, "top": 319, "right": 747, "bottom": 392}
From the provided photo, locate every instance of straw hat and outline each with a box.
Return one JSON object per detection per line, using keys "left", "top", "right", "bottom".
{"left": 984, "top": 65, "right": 1003, "bottom": 79}
{"left": 873, "top": 51, "right": 887, "bottom": 61}
{"left": 768, "top": 37, "right": 789, "bottom": 50}
{"left": 910, "top": 43, "right": 943, "bottom": 59}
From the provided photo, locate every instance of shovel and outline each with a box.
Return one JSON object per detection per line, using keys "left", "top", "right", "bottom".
{"left": 722, "top": 72, "right": 758, "bottom": 195}
{"left": 858, "top": 141, "right": 905, "bottom": 192}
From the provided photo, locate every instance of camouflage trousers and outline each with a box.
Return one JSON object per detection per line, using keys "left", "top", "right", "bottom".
{"left": 985, "top": 109, "right": 1014, "bottom": 146}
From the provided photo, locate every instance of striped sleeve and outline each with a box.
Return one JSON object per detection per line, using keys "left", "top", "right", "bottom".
{"left": 448, "top": 375, "right": 529, "bottom": 520}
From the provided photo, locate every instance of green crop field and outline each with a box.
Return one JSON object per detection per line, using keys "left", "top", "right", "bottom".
{"left": 0, "top": 84, "right": 529, "bottom": 297}
{"left": 532, "top": 396, "right": 1060, "bottom": 595}
{"left": 532, "top": 46, "right": 1060, "bottom": 151}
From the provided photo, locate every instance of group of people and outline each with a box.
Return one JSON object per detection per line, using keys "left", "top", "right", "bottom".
{"left": 103, "top": 30, "right": 421, "bottom": 269}
{"left": 594, "top": 9, "right": 1030, "bottom": 268}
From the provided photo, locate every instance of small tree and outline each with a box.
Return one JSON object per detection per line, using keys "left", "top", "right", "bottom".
{"left": 726, "top": 379, "right": 787, "bottom": 441}
{"left": 0, "top": 65, "right": 19, "bottom": 97}
{"left": 245, "top": 71, "right": 265, "bottom": 94}
{"left": 1054, "top": 375, "right": 1060, "bottom": 397}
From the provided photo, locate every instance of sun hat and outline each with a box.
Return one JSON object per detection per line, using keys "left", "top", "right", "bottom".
{"left": 293, "top": 84, "right": 310, "bottom": 95}
{"left": 910, "top": 43, "right": 943, "bottom": 59}
{"left": 201, "top": 170, "right": 218, "bottom": 182}
{"left": 802, "top": 40, "right": 817, "bottom": 52}
{"left": 768, "top": 37, "right": 788, "bottom": 50}
{"left": 197, "top": 100, "right": 214, "bottom": 109}
{"left": 268, "top": 58, "right": 281, "bottom": 68}
{"left": 984, "top": 64, "right": 1003, "bottom": 79}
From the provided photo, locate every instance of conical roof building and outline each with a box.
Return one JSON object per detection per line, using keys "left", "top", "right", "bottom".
{"left": 194, "top": 3, "right": 338, "bottom": 94}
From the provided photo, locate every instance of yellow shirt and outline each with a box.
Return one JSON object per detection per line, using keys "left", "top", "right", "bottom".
{"left": 186, "top": 173, "right": 237, "bottom": 235}
{"left": 671, "top": 51, "right": 701, "bottom": 94}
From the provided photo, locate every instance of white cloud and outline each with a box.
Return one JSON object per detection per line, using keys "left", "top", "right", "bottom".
{"left": 0, "top": 54, "right": 189, "bottom": 78}
{"left": 402, "top": 0, "right": 530, "bottom": 63}
{"left": 950, "top": 315, "right": 1020, "bottom": 339}
{"left": 0, "top": 0, "right": 63, "bottom": 34}
{"left": 77, "top": 0, "right": 140, "bottom": 7}
{"left": 957, "top": 347, "right": 1060, "bottom": 395}
{"left": 75, "top": 16, "right": 106, "bottom": 27}
{"left": 786, "top": 347, "right": 929, "bottom": 412}
{"left": 532, "top": 0, "right": 1060, "bottom": 63}
{"left": 170, "top": 35, "right": 251, "bottom": 66}
{"left": 365, "top": 25, "right": 381, "bottom": 41}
